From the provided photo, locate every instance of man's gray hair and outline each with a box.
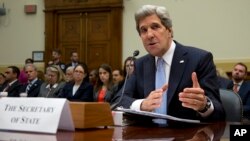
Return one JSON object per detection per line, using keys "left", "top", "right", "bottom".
{"left": 135, "top": 5, "right": 173, "bottom": 36}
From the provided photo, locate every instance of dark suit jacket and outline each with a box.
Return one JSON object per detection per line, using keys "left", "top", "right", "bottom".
{"left": 0, "top": 81, "right": 7, "bottom": 92}
{"left": 6, "top": 80, "right": 22, "bottom": 97}
{"left": 59, "top": 81, "right": 93, "bottom": 102}
{"left": 217, "top": 76, "right": 232, "bottom": 89}
{"left": 19, "top": 79, "right": 43, "bottom": 97}
{"left": 112, "top": 41, "right": 225, "bottom": 122}
{"left": 228, "top": 81, "right": 250, "bottom": 119}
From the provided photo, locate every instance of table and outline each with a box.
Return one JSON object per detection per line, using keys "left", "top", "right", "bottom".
{"left": 0, "top": 122, "right": 231, "bottom": 141}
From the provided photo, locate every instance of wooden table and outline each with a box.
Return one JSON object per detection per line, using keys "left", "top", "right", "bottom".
{"left": 0, "top": 122, "right": 231, "bottom": 141}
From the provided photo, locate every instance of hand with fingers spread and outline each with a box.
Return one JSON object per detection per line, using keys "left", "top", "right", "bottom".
{"left": 179, "top": 72, "right": 207, "bottom": 112}
{"left": 141, "top": 84, "right": 168, "bottom": 111}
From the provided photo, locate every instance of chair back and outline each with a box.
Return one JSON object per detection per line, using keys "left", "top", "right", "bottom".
{"left": 219, "top": 89, "right": 243, "bottom": 122}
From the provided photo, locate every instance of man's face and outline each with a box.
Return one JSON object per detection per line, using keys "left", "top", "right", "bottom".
{"left": 232, "top": 64, "right": 247, "bottom": 82}
{"left": 71, "top": 52, "right": 79, "bottom": 62}
{"left": 25, "top": 66, "right": 37, "bottom": 81}
{"left": 4, "top": 68, "right": 16, "bottom": 82}
{"left": 139, "top": 14, "right": 172, "bottom": 57}
{"left": 52, "top": 51, "right": 60, "bottom": 60}
{"left": 112, "top": 70, "right": 123, "bottom": 84}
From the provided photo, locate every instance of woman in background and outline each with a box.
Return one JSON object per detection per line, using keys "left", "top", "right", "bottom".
{"left": 93, "top": 64, "right": 115, "bottom": 103}
{"left": 38, "top": 65, "right": 66, "bottom": 98}
{"left": 59, "top": 64, "right": 93, "bottom": 102}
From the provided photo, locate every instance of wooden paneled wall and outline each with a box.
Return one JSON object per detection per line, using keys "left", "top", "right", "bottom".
{"left": 215, "top": 59, "right": 250, "bottom": 80}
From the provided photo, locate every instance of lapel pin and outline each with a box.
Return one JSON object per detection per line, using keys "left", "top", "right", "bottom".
{"left": 180, "top": 60, "right": 184, "bottom": 63}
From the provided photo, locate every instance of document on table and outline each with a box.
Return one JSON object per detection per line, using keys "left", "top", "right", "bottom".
{"left": 116, "top": 107, "right": 200, "bottom": 124}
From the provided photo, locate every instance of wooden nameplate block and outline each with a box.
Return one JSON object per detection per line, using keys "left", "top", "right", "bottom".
{"left": 69, "top": 102, "right": 114, "bottom": 128}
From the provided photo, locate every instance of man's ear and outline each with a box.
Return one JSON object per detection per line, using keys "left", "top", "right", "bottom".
{"left": 168, "top": 28, "right": 173, "bottom": 37}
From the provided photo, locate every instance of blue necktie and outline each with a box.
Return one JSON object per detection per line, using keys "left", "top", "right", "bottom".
{"left": 154, "top": 58, "right": 167, "bottom": 124}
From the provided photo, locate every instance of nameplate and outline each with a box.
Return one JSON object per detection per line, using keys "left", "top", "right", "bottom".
{"left": 0, "top": 98, "right": 75, "bottom": 134}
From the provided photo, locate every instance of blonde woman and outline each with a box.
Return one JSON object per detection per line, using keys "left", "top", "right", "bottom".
{"left": 38, "top": 65, "right": 66, "bottom": 98}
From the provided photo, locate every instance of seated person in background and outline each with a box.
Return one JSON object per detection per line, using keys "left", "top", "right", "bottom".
{"left": 1, "top": 66, "right": 22, "bottom": 97}
{"left": 112, "top": 69, "right": 124, "bottom": 85}
{"left": 123, "top": 56, "right": 136, "bottom": 79}
{"left": 112, "top": 5, "right": 225, "bottom": 125}
{"left": 18, "top": 58, "right": 34, "bottom": 85}
{"left": 94, "top": 64, "right": 115, "bottom": 103}
{"left": 112, "top": 69, "right": 124, "bottom": 89}
{"left": 65, "top": 66, "right": 74, "bottom": 83}
{"left": 227, "top": 62, "right": 250, "bottom": 120}
{"left": 216, "top": 68, "right": 232, "bottom": 89}
{"left": 89, "top": 69, "right": 98, "bottom": 86}
{"left": 19, "top": 64, "right": 43, "bottom": 97}
{"left": 59, "top": 64, "right": 93, "bottom": 102}
{"left": 38, "top": 65, "right": 66, "bottom": 98}
{"left": 0, "top": 73, "right": 7, "bottom": 91}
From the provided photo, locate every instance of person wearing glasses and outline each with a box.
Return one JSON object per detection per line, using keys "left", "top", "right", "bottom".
{"left": 59, "top": 64, "right": 93, "bottom": 102}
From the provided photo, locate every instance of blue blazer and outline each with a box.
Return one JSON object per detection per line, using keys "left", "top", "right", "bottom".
{"left": 228, "top": 81, "right": 250, "bottom": 119}
{"left": 113, "top": 41, "right": 225, "bottom": 122}
{"left": 19, "top": 79, "right": 43, "bottom": 97}
{"left": 59, "top": 81, "right": 93, "bottom": 102}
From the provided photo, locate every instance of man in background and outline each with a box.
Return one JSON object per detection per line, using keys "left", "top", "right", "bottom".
{"left": 227, "top": 62, "right": 250, "bottom": 120}
{"left": 66, "top": 51, "right": 81, "bottom": 69}
{"left": 50, "top": 49, "right": 66, "bottom": 73}
{"left": 19, "top": 64, "right": 43, "bottom": 97}
{"left": 1, "top": 66, "right": 21, "bottom": 97}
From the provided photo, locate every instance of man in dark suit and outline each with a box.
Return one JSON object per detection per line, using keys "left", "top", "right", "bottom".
{"left": 65, "top": 51, "right": 81, "bottom": 69}
{"left": 227, "top": 62, "right": 250, "bottom": 120}
{"left": 112, "top": 5, "right": 225, "bottom": 124}
{"left": 19, "top": 64, "right": 43, "bottom": 97}
{"left": 1, "top": 66, "right": 21, "bottom": 97}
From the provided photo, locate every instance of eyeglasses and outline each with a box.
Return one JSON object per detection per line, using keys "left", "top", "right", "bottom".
{"left": 126, "top": 64, "right": 134, "bottom": 67}
{"left": 74, "top": 70, "right": 84, "bottom": 74}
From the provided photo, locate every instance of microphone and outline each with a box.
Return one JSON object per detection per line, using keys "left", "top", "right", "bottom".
{"left": 111, "top": 50, "right": 139, "bottom": 110}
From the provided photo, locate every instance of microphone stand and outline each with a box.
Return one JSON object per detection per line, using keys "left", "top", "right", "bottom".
{"left": 111, "top": 50, "right": 139, "bottom": 110}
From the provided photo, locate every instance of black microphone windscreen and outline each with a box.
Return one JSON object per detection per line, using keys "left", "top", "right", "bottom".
{"left": 133, "top": 50, "right": 140, "bottom": 57}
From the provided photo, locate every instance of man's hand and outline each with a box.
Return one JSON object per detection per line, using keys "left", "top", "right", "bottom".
{"left": 140, "top": 84, "right": 168, "bottom": 111}
{"left": 179, "top": 72, "right": 207, "bottom": 111}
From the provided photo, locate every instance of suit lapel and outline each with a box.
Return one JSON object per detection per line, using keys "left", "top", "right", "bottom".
{"left": 143, "top": 55, "right": 156, "bottom": 97}
{"left": 167, "top": 43, "right": 188, "bottom": 105}
{"left": 28, "top": 81, "right": 38, "bottom": 92}
{"left": 238, "top": 81, "right": 247, "bottom": 96}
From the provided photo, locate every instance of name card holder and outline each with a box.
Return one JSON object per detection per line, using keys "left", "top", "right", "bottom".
{"left": 69, "top": 102, "right": 114, "bottom": 128}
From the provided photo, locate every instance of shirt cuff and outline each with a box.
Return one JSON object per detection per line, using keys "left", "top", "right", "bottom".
{"left": 199, "top": 99, "right": 214, "bottom": 117}
{"left": 130, "top": 99, "right": 144, "bottom": 111}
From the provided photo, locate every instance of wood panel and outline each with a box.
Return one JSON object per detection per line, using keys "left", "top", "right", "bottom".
{"left": 44, "top": 0, "right": 123, "bottom": 71}
{"left": 87, "top": 42, "right": 110, "bottom": 70}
